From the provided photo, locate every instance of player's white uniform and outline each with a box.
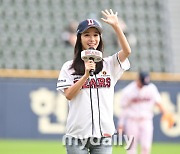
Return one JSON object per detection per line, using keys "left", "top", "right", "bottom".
{"left": 119, "top": 81, "right": 161, "bottom": 154}
{"left": 57, "top": 52, "right": 130, "bottom": 139}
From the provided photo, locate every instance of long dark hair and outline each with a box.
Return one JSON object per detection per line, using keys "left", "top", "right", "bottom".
{"left": 70, "top": 34, "right": 104, "bottom": 75}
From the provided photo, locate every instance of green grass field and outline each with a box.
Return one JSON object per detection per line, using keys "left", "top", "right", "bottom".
{"left": 0, "top": 139, "right": 180, "bottom": 154}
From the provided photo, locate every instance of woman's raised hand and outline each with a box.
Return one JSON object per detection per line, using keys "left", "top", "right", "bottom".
{"left": 101, "top": 9, "right": 119, "bottom": 27}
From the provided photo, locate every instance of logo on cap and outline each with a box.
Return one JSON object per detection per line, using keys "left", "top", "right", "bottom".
{"left": 87, "top": 19, "right": 95, "bottom": 25}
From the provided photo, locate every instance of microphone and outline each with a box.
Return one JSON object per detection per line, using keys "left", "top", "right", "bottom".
{"left": 81, "top": 47, "right": 102, "bottom": 76}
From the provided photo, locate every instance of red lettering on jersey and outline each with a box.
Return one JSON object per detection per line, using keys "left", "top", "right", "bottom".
{"left": 82, "top": 80, "right": 90, "bottom": 89}
{"left": 97, "top": 78, "right": 106, "bottom": 87}
{"left": 89, "top": 78, "right": 97, "bottom": 88}
{"left": 87, "top": 19, "right": 94, "bottom": 25}
{"left": 74, "top": 77, "right": 111, "bottom": 89}
{"left": 106, "top": 77, "right": 111, "bottom": 87}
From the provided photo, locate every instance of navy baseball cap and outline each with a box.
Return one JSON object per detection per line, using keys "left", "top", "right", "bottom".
{"left": 139, "top": 72, "right": 150, "bottom": 85}
{"left": 76, "top": 19, "right": 102, "bottom": 35}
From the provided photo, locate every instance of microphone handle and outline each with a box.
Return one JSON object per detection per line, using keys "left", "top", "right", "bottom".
{"left": 89, "top": 69, "right": 94, "bottom": 76}
{"left": 89, "top": 56, "right": 95, "bottom": 76}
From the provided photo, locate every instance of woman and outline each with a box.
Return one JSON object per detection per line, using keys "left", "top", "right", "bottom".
{"left": 57, "top": 9, "right": 131, "bottom": 154}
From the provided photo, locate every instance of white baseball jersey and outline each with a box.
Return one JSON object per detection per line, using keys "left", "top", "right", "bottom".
{"left": 57, "top": 52, "right": 130, "bottom": 138}
{"left": 119, "top": 81, "right": 161, "bottom": 121}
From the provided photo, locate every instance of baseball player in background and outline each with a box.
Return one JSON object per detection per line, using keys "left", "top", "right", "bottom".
{"left": 57, "top": 9, "right": 131, "bottom": 154}
{"left": 118, "top": 72, "right": 174, "bottom": 154}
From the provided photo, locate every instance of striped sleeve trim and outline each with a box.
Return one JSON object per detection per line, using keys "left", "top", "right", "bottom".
{"left": 57, "top": 79, "right": 67, "bottom": 83}
{"left": 116, "top": 52, "right": 130, "bottom": 70}
{"left": 56, "top": 84, "right": 71, "bottom": 89}
{"left": 116, "top": 52, "right": 122, "bottom": 68}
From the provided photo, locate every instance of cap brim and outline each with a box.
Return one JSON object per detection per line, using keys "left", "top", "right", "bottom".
{"left": 80, "top": 25, "right": 102, "bottom": 34}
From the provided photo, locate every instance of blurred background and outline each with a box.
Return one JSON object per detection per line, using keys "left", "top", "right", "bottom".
{"left": 0, "top": 0, "right": 180, "bottom": 154}
{"left": 0, "top": 0, "right": 180, "bottom": 72}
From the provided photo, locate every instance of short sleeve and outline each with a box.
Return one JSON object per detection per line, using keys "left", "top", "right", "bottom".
{"left": 105, "top": 52, "right": 130, "bottom": 82}
{"left": 116, "top": 54, "right": 130, "bottom": 71}
{"left": 56, "top": 61, "right": 73, "bottom": 93}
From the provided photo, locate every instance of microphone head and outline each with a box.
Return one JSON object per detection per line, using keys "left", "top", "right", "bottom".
{"left": 81, "top": 49, "right": 102, "bottom": 62}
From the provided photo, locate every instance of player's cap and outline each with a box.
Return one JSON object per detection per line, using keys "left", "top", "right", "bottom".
{"left": 76, "top": 19, "right": 102, "bottom": 35}
{"left": 139, "top": 72, "right": 150, "bottom": 85}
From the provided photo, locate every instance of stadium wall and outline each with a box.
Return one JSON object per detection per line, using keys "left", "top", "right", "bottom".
{"left": 0, "top": 70, "right": 180, "bottom": 142}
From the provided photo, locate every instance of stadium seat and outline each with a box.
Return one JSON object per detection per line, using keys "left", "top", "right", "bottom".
{"left": 0, "top": 0, "right": 171, "bottom": 72}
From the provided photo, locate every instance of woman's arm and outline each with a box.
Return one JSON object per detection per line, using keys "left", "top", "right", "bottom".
{"left": 101, "top": 9, "right": 131, "bottom": 62}
{"left": 64, "top": 60, "right": 95, "bottom": 100}
{"left": 64, "top": 74, "right": 88, "bottom": 100}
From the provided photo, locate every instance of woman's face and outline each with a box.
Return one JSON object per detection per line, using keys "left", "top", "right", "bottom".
{"left": 81, "top": 28, "right": 100, "bottom": 50}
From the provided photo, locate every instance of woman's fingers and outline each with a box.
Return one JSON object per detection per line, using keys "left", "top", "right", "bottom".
{"left": 85, "top": 60, "right": 96, "bottom": 71}
{"left": 101, "top": 10, "right": 108, "bottom": 17}
{"left": 109, "top": 9, "right": 114, "bottom": 14}
{"left": 102, "top": 9, "right": 115, "bottom": 16}
{"left": 89, "top": 60, "right": 96, "bottom": 70}
{"left": 105, "top": 9, "right": 111, "bottom": 15}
